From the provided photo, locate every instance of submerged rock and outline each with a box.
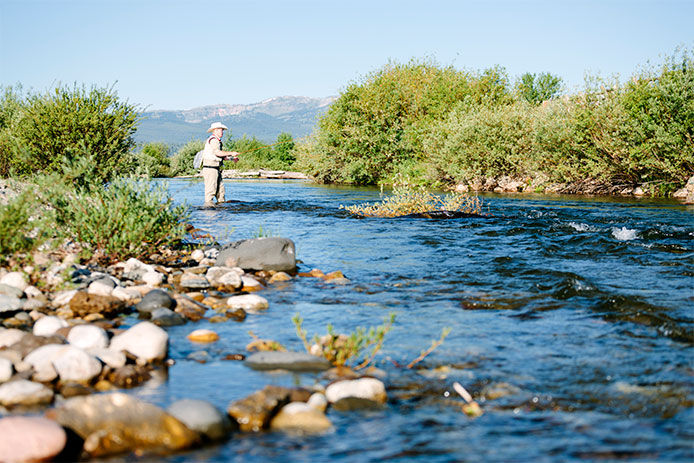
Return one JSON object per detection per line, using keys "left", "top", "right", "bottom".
{"left": 150, "top": 308, "right": 186, "bottom": 327}
{"left": 0, "top": 416, "right": 66, "bottom": 462}
{"left": 269, "top": 402, "right": 332, "bottom": 433}
{"left": 325, "top": 377, "right": 387, "bottom": 405}
{"left": 168, "top": 399, "right": 234, "bottom": 441}
{"left": 227, "top": 385, "right": 296, "bottom": 432}
{"left": 48, "top": 392, "right": 198, "bottom": 457}
{"left": 245, "top": 351, "right": 331, "bottom": 372}
{"left": 216, "top": 237, "right": 297, "bottom": 272}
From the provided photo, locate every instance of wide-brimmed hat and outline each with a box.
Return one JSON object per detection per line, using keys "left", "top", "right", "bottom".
{"left": 207, "top": 122, "right": 228, "bottom": 132}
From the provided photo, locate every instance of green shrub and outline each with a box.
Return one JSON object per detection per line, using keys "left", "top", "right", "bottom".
{"left": 14, "top": 83, "right": 138, "bottom": 181}
{"left": 516, "top": 72, "right": 563, "bottom": 104}
{"left": 0, "top": 191, "right": 45, "bottom": 258}
{"left": 0, "top": 86, "right": 28, "bottom": 178}
{"left": 132, "top": 142, "right": 171, "bottom": 177}
{"left": 170, "top": 140, "right": 204, "bottom": 176}
{"left": 229, "top": 133, "right": 296, "bottom": 171}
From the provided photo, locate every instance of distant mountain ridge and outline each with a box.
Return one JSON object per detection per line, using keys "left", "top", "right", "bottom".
{"left": 136, "top": 96, "right": 336, "bottom": 146}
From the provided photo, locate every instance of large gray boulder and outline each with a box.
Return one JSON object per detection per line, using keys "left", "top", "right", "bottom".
{"left": 216, "top": 237, "right": 296, "bottom": 272}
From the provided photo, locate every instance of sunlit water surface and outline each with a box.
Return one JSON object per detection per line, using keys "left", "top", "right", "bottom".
{"left": 113, "top": 178, "right": 692, "bottom": 462}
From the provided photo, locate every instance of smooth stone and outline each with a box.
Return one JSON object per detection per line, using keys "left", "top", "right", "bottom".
{"left": 52, "top": 346, "right": 102, "bottom": 382}
{"left": 151, "top": 307, "right": 186, "bottom": 326}
{"left": 112, "top": 286, "right": 141, "bottom": 302}
{"left": 142, "top": 271, "right": 164, "bottom": 287}
{"left": 0, "top": 272, "right": 28, "bottom": 291}
{"left": 187, "top": 350, "right": 209, "bottom": 363}
{"left": 91, "top": 275, "right": 117, "bottom": 288}
{"left": 0, "top": 358, "right": 13, "bottom": 382}
{"left": 136, "top": 289, "right": 176, "bottom": 315}
{"left": 6, "top": 333, "right": 65, "bottom": 358}
{"left": 216, "top": 237, "right": 297, "bottom": 272}
{"left": 0, "top": 295, "right": 21, "bottom": 313}
{"left": 187, "top": 329, "right": 219, "bottom": 343}
{"left": 227, "top": 385, "right": 296, "bottom": 432}
{"left": 205, "top": 266, "right": 242, "bottom": 286}
{"left": 88, "top": 348, "right": 126, "bottom": 369}
{"left": 24, "top": 344, "right": 66, "bottom": 382}
{"left": 245, "top": 351, "right": 331, "bottom": 371}
{"left": 241, "top": 275, "right": 263, "bottom": 291}
{"left": 121, "top": 257, "right": 155, "bottom": 275}
{"left": 331, "top": 396, "right": 386, "bottom": 411}
{"left": 179, "top": 273, "right": 211, "bottom": 290}
{"left": 22, "top": 298, "right": 47, "bottom": 311}
{"left": 325, "top": 377, "right": 387, "bottom": 404}
{"left": 0, "top": 416, "right": 66, "bottom": 462}
{"left": 216, "top": 271, "right": 243, "bottom": 290}
{"left": 168, "top": 399, "right": 234, "bottom": 441}
{"left": 191, "top": 249, "right": 205, "bottom": 262}
{"left": 0, "top": 283, "right": 23, "bottom": 298}
{"left": 0, "top": 328, "right": 26, "bottom": 348}
{"left": 68, "top": 292, "right": 127, "bottom": 318}
{"left": 226, "top": 294, "right": 268, "bottom": 313}
{"left": 269, "top": 402, "right": 332, "bottom": 432}
{"left": 24, "top": 285, "right": 43, "bottom": 299}
{"left": 0, "top": 379, "right": 53, "bottom": 406}
{"left": 307, "top": 392, "right": 328, "bottom": 412}
{"left": 268, "top": 272, "right": 292, "bottom": 283}
{"left": 14, "top": 311, "right": 31, "bottom": 323}
{"left": 107, "top": 365, "right": 151, "bottom": 388}
{"left": 52, "top": 289, "right": 78, "bottom": 307}
{"left": 88, "top": 280, "right": 114, "bottom": 296}
{"left": 204, "top": 248, "right": 219, "bottom": 259}
{"left": 33, "top": 316, "right": 68, "bottom": 337}
{"left": 109, "top": 321, "right": 168, "bottom": 363}
{"left": 48, "top": 392, "right": 198, "bottom": 457}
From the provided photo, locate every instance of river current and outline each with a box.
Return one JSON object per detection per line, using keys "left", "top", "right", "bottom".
{"left": 124, "top": 178, "right": 692, "bottom": 462}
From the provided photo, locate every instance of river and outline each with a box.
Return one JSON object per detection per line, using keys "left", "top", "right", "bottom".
{"left": 124, "top": 178, "right": 692, "bottom": 462}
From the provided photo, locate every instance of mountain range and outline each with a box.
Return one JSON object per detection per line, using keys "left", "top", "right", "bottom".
{"left": 135, "top": 96, "right": 335, "bottom": 146}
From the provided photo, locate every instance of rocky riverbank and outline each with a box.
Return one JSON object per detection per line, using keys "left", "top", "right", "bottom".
{"left": 0, "top": 237, "right": 385, "bottom": 461}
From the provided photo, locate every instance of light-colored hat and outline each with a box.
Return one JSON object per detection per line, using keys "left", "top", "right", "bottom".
{"left": 207, "top": 122, "right": 228, "bottom": 132}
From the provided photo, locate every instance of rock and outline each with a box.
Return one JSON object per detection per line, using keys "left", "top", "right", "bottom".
{"left": 0, "top": 272, "right": 28, "bottom": 291}
{"left": 454, "top": 183, "right": 469, "bottom": 193}
{"left": 22, "top": 298, "right": 47, "bottom": 311}
{"left": 32, "top": 315, "right": 68, "bottom": 337}
{"left": 136, "top": 289, "right": 176, "bottom": 316}
{"left": 245, "top": 351, "right": 331, "bottom": 372}
{"left": 48, "top": 392, "right": 198, "bottom": 457}
{"left": 187, "top": 350, "right": 209, "bottom": 363}
{"left": 6, "top": 333, "right": 65, "bottom": 358}
{"left": 60, "top": 382, "right": 94, "bottom": 398}
{"left": 226, "top": 294, "right": 268, "bottom": 313}
{"left": 322, "top": 270, "right": 345, "bottom": 281}
{"left": 241, "top": 275, "right": 263, "bottom": 292}
{"left": 270, "top": 402, "right": 332, "bottom": 432}
{"left": 88, "top": 348, "right": 126, "bottom": 369}
{"left": 0, "top": 416, "right": 66, "bottom": 462}
{"left": 24, "top": 344, "right": 65, "bottom": 382}
{"left": 217, "top": 272, "right": 243, "bottom": 291}
{"left": 168, "top": 399, "right": 234, "bottom": 441}
{"left": 107, "top": 365, "right": 151, "bottom": 388}
{"left": 88, "top": 280, "right": 114, "bottom": 297}
{"left": 179, "top": 273, "right": 211, "bottom": 290}
{"left": 268, "top": 271, "right": 292, "bottom": 283}
{"left": 142, "top": 271, "right": 164, "bottom": 287}
{"left": 0, "top": 328, "right": 26, "bottom": 348}
{"left": 187, "top": 329, "right": 219, "bottom": 343}
{"left": 206, "top": 266, "right": 242, "bottom": 288}
{"left": 307, "top": 392, "right": 328, "bottom": 412}
{"left": 52, "top": 289, "right": 78, "bottom": 307}
{"left": 109, "top": 321, "right": 168, "bottom": 364}
{"left": 66, "top": 324, "right": 109, "bottom": 350}
{"left": 121, "top": 258, "right": 155, "bottom": 277}
{"left": 0, "top": 295, "right": 21, "bottom": 314}
{"left": 227, "top": 385, "right": 296, "bottom": 432}
{"left": 24, "top": 285, "right": 43, "bottom": 299}
{"left": 0, "top": 379, "right": 53, "bottom": 406}
{"left": 216, "top": 237, "right": 297, "bottom": 272}
{"left": 633, "top": 186, "right": 646, "bottom": 196}
{"left": 52, "top": 346, "right": 102, "bottom": 382}
{"left": 0, "top": 283, "right": 23, "bottom": 298}
{"left": 112, "top": 286, "right": 141, "bottom": 302}
{"left": 0, "top": 358, "right": 13, "bottom": 382}
{"left": 481, "top": 382, "right": 522, "bottom": 400}
{"left": 190, "top": 249, "right": 205, "bottom": 262}
{"left": 151, "top": 307, "right": 186, "bottom": 327}
{"left": 325, "top": 377, "right": 387, "bottom": 404}
{"left": 68, "top": 292, "right": 127, "bottom": 318}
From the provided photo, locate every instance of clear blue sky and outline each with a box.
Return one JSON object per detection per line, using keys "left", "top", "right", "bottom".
{"left": 1, "top": 0, "right": 691, "bottom": 110}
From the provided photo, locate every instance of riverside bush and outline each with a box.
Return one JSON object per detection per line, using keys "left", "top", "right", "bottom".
{"left": 170, "top": 140, "right": 204, "bottom": 176}
{"left": 0, "top": 192, "right": 45, "bottom": 258}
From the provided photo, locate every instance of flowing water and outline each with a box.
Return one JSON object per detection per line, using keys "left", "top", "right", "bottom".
{"left": 125, "top": 178, "right": 692, "bottom": 462}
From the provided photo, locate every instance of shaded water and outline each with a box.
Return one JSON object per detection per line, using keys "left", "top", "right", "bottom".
{"left": 128, "top": 179, "right": 692, "bottom": 462}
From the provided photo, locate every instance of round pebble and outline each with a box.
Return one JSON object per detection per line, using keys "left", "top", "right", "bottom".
{"left": 187, "top": 329, "right": 219, "bottom": 343}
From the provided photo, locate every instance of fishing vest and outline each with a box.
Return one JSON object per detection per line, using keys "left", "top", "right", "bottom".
{"left": 202, "top": 135, "right": 223, "bottom": 168}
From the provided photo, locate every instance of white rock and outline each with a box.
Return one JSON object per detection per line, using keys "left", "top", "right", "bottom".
{"left": 33, "top": 316, "right": 68, "bottom": 337}
{"left": 24, "top": 285, "right": 43, "bottom": 299}
{"left": 0, "top": 379, "right": 53, "bottom": 406}
{"left": 0, "top": 328, "right": 26, "bottom": 348}
{"left": 307, "top": 392, "right": 328, "bottom": 412}
{"left": 24, "top": 344, "right": 65, "bottom": 382}
{"left": 0, "top": 272, "right": 27, "bottom": 291}
{"left": 0, "top": 358, "right": 13, "bottom": 382}
{"left": 226, "top": 294, "right": 269, "bottom": 313}
{"left": 204, "top": 248, "right": 219, "bottom": 259}
{"left": 111, "top": 286, "right": 142, "bottom": 302}
{"left": 191, "top": 249, "right": 205, "bottom": 262}
{"left": 67, "top": 325, "right": 109, "bottom": 350}
{"left": 109, "top": 321, "right": 168, "bottom": 363}
{"left": 241, "top": 275, "right": 263, "bottom": 290}
{"left": 87, "top": 348, "right": 126, "bottom": 369}
{"left": 88, "top": 280, "right": 114, "bottom": 296}
{"left": 142, "top": 271, "right": 164, "bottom": 287}
{"left": 325, "top": 377, "right": 387, "bottom": 404}
{"left": 218, "top": 271, "right": 242, "bottom": 289}
{"left": 52, "top": 346, "right": 102, "bottom": 382}
{"left": 122, "top": 257, "right": 155, "bottom": 274}
{"left": 205, "top": 266, "right": 242, "bottom": 286}
{"left": 52, "top": 290, "right": 78, "bottom": 307}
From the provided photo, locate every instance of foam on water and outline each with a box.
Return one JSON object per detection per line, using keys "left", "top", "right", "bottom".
{"left": 568, "top": 221, "right": 592, "bottom": 232}
{"left": 612, "top": 226, "right": 638, "bottom": 241}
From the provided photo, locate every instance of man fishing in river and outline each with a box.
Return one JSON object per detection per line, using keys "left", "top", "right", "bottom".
{"left": 201, "top": 122, "right": 241, "bottom": 208}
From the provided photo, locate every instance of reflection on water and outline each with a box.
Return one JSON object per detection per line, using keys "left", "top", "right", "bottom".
{"left": 130, "top": 179, "right": 693, "bottom": 462}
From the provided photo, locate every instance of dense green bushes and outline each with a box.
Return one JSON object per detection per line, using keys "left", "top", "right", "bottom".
{"left": 296, "top": 51, "right": 693, "bottom": 194}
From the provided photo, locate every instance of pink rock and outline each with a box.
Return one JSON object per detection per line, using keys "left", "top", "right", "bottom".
{"left": 0, "top": 416, "right": 66, "bottom": 462}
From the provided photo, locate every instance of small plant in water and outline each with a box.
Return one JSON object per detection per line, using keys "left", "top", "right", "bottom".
{"left": 292, "top": 312, "right": 395, "bottom": 369}
{"left": 341, "top": 173, "right": 482, "bottom": 217}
